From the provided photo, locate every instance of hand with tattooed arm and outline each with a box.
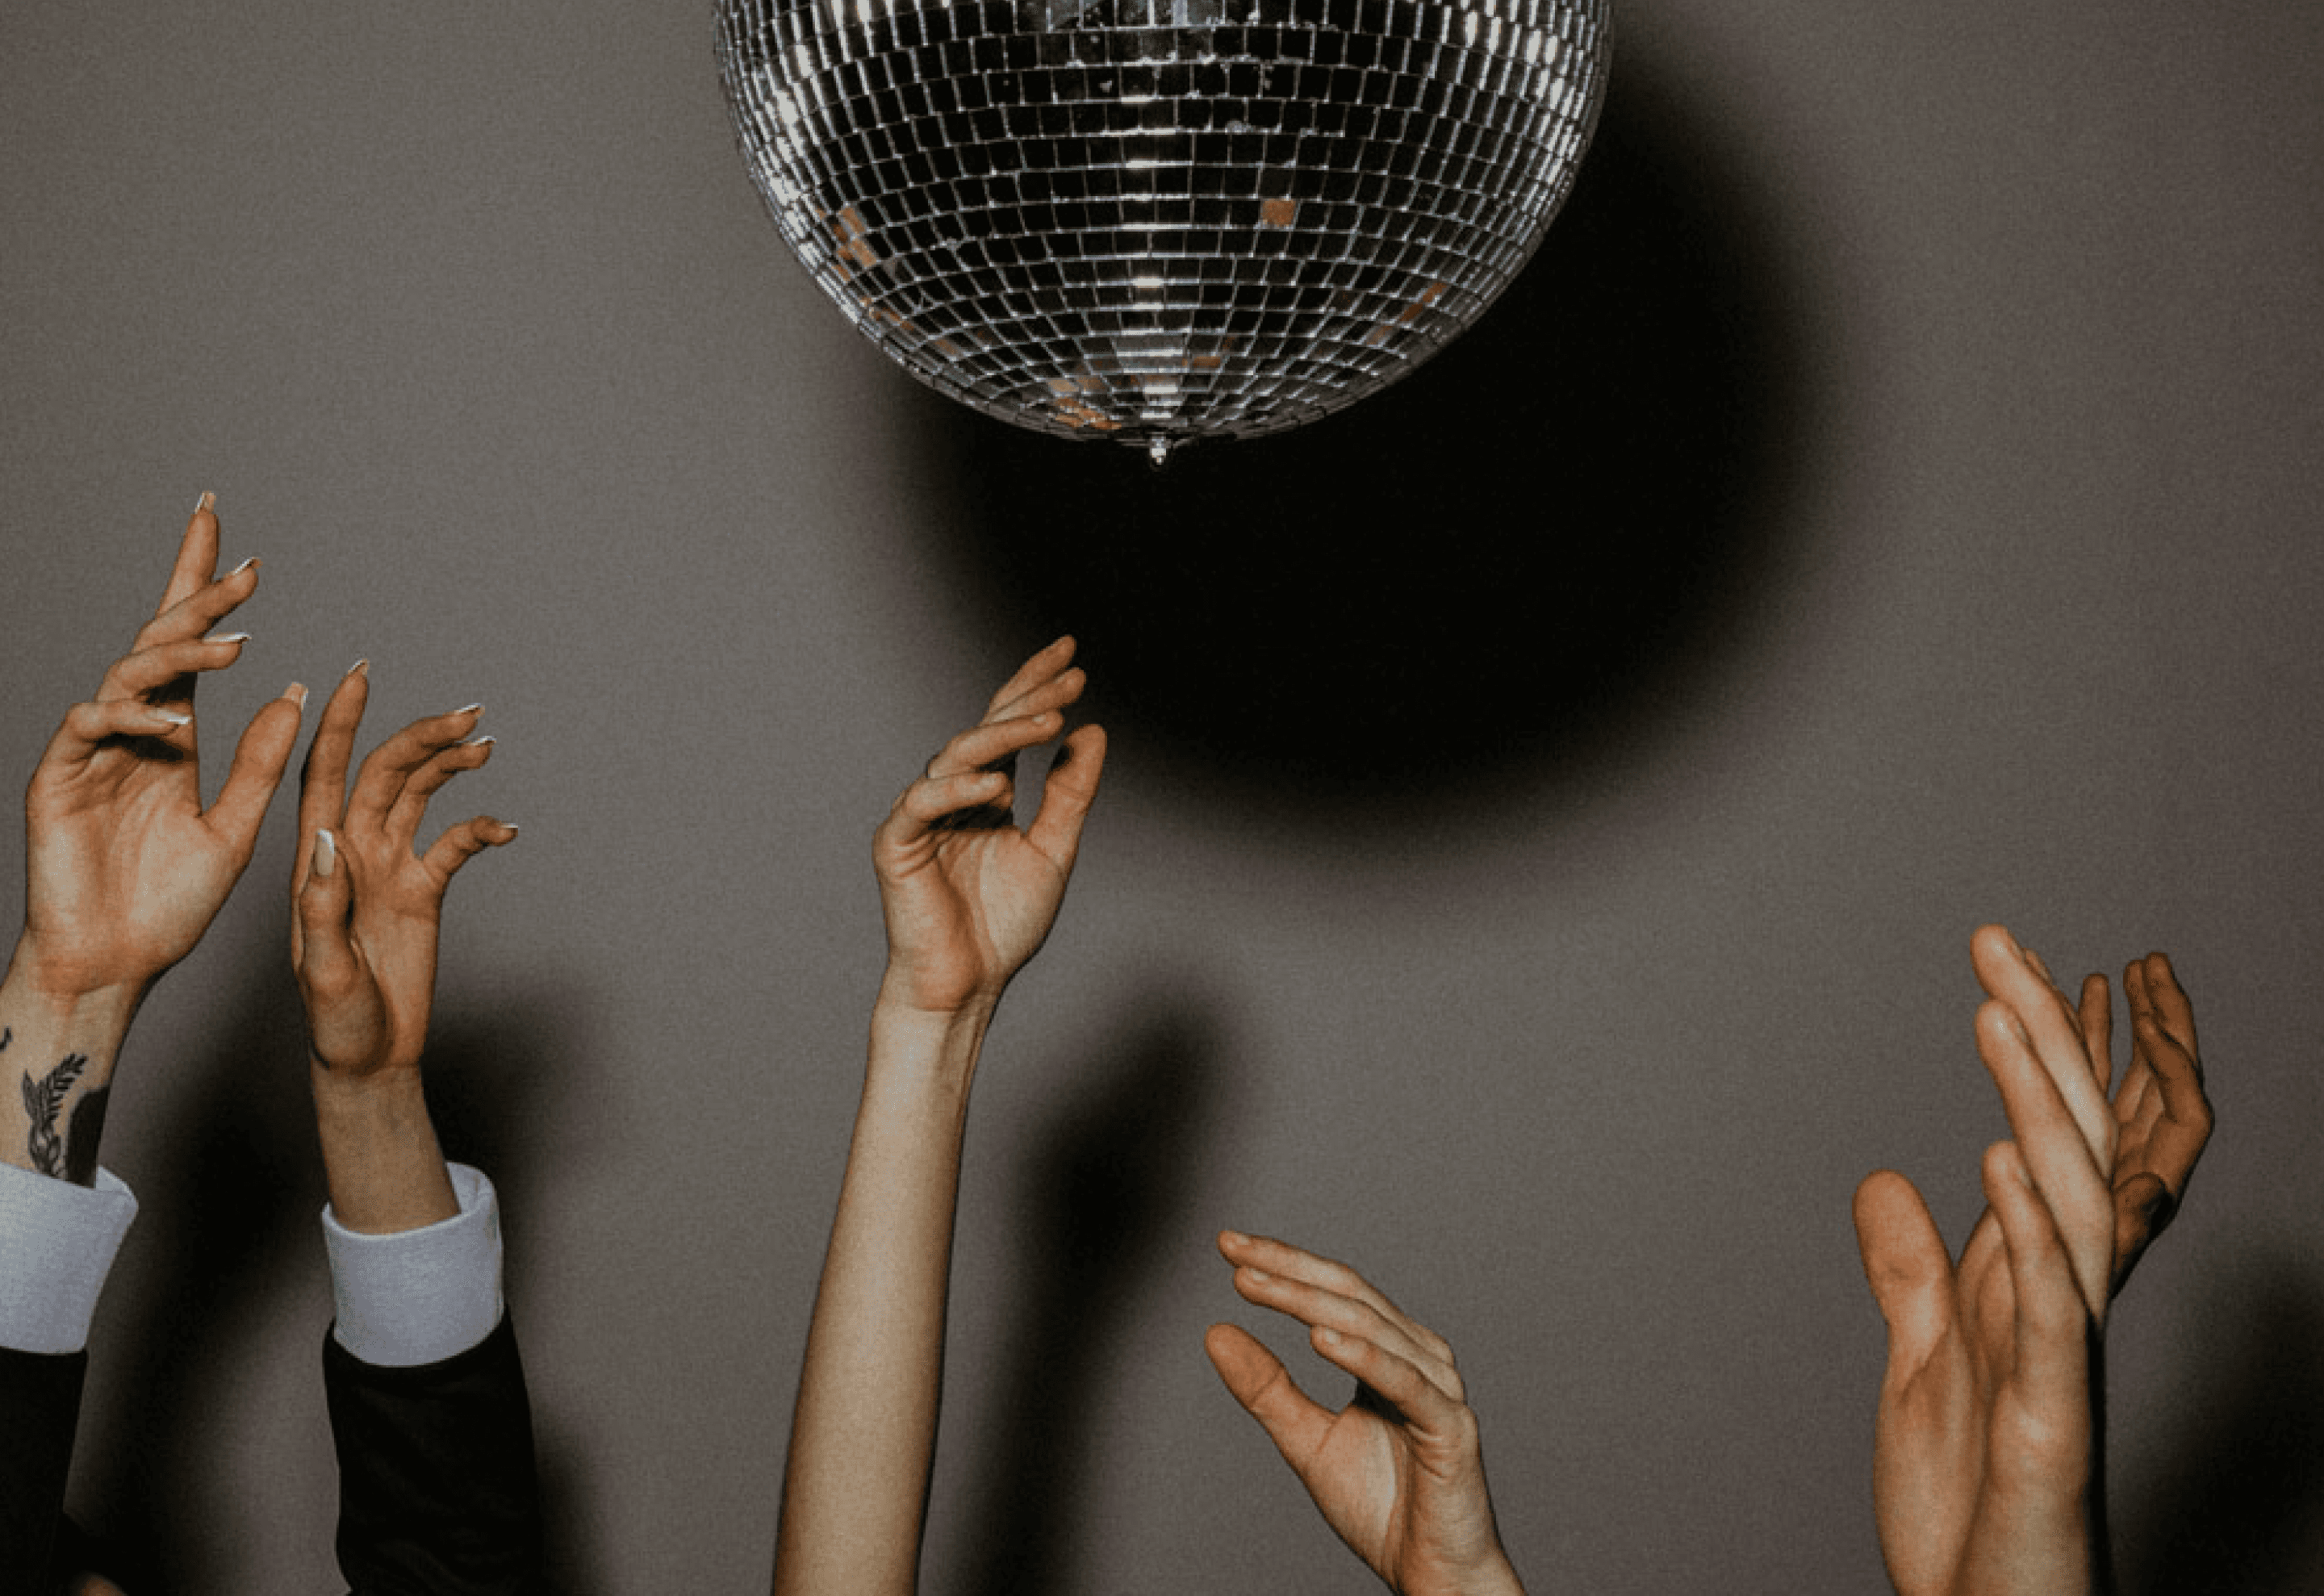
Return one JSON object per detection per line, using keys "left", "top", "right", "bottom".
{"left": 1854, "top": 925, "right": 2213, "bottom": 1594}
{"left": 773, "top": 637, "right": 1104, "bottom": 1596}
{"left": 0, "top": 496, "right": 301, "bottom": 1593}
{"left": 0, "top": 495, "right": 304, "bottom": 1184}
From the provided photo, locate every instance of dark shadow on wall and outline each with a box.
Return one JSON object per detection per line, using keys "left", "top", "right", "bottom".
{"left": 2118, "top": 1257, "right": 2324, "bottom": 1594}
{"left": 901, "top": 48, "right": 1816, "bottom": 838}
{"left": 63, "top": 926, "right": 600, "bottom": 1592}
{"left": 945, "top": 995, "right": 1223, "bottom": 1596}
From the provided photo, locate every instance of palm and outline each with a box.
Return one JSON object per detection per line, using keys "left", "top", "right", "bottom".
{"left": 1874, "top": 1226, "right": 2021, "bottom": 1594}
{"left": 880, "top": 819, "right": 1069, "bottom": 1013}
{"left": 299, "top": 853, "right": 446, "bottom": 1077}
{"left": 872, "top": 638, "right": 1104, "bottom": 1017}
{"left": 26, "top": 749, "right": 236, "bottom": 989}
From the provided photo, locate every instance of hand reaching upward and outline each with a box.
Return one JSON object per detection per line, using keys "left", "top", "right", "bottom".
{"left": 17, "top": 495, "right": 304, "bottom": 1003}
{"left": 1206, "top": 1231, "right": 1525, "bottom": 1596}
{"left": 290, "top": 664, "right": 513, "bottom": 1234}
{"left": 292, "top": 664, "right": 513, "bottom": 1084}
{"left": 872, "top": 635, "right": 1106, "bottom": 1018}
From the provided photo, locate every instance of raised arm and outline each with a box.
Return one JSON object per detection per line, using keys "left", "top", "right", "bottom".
{"left": 291, "top": 663, "right": 512, "bottom": 1230}
{"left": 289, "top": 664, "right": 541, "bottom": 1596}
{"left": 1205, "top": 1234, "right": 1525, "bottom": 1596}
{"left": 0, "top": 495, "right": 299, "bottom": 1594}
{"left": 2, "top": 495, "right": 302, "bottom": 1181}
{"left": 1854, "top": 925, "right": 2213, "bottom": 1595}
{"left": 773, "top": 637, "right": 1105, "bottom": 1596}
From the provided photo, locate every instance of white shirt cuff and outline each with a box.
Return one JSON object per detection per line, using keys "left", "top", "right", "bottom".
{"left": 0, "top": 1162, "right": 139, "bottom": 1355}
{"left": 322, "top": 1162, "right": 505, "bottom": 1368}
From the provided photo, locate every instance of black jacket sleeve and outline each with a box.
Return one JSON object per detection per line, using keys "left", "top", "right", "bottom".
{"left": 323, "top": 1315, "right": 547, "bottom": 1596}
{"left": 0, "top": 1345, "right": 85, "bottom": 1596}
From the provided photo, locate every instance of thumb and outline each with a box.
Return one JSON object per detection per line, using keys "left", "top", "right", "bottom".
{"left": 295, "top": 830, "right": 357, "bottom": 996}
{"left": 1852, "top": 1170, "right": 1957, "bottom": 1374}
{"left": 1205, "top": 1322, "right": 1334, "bottom": 1475}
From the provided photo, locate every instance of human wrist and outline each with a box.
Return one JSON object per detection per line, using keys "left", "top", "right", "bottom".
{"left": 310, "top": 1059, "right": 458, "bottom": 1233}
{"left": 0, "top": 950, "right": 143, "bottom": 1056}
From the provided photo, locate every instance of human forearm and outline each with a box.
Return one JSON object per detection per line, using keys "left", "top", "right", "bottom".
{"left": 773, "top": 994, "right": 989, "bottom": 1596}
{"left": 0, "top": 957, "right": 143, "bottom": 1183}
{"left": 310, "top": 1063, "right": 459, "bottom": 1235}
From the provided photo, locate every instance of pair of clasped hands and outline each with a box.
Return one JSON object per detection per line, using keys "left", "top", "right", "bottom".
{"left": 14, "top": 499, "right": 2213, "bottom": 1594}
{"left": 4, "top": 495, "right": 512, "bottom": 1235}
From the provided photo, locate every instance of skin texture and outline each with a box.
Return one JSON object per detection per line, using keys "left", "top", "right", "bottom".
{"left": 1854, "top": 925, "right": 2212, "bottom": 1596}
{"left": 291, "top": 663, "right": 515, "bottom": 1234}
{"left": 1205, "top": 1232, "right": 1526, "bottom": 1596}
{"left": 772, "top": 638, "right": 1104, "bottom": 1596}
{"left": 1, "top": 495, "right": 302, "bottom": 1180}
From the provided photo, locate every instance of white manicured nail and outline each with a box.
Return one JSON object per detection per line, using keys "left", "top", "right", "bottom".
{"left": 314, "top": 829, "right": 336, "bottom": 878}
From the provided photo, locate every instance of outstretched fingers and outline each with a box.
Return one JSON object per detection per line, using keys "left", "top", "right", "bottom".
{"left": 386, "top": 736, "right": 495, "bottom": 848}
{"left": 1975, "top": 999, "right": 2113, "bottom": 1318}
{"left": 343, "top": 704, "right": 483, "bottom": 841}
{"left": 1218, "top": 1230, "right": 1457, "bottom": 1383}
{"left": 1971, "top": 925, "right": 2114, "bottom": 1171}
{"left": 982, "top": 635, "right": 1080, "bottom": 721}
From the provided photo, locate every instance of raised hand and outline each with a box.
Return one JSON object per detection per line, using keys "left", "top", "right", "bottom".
{"left": 1967, "top": 927, "right": 2213, "bottom": 1309}
{"left": 872, "top": 635, "right": 1106, "bottom": 1018}
{"left": 1854, "top": 925, "right": 2212, "bottom": 1594}
{"left": 2, "top": 495, "right": 303, "bottom": 1181}
{"left": 291, "top": 664, "right": 512, "bottom": 1231}
{"left": 772, "top": 644, "right": 1106, "bottom": 1596}
{"left": 15, "top": 495, "right": 304, "bottom": 1004}
{"left": 1857, "top": 1142, "right": 2100, "bottom": 1596}
{"left": 1205, "top": 1232, "right": 1524, "bottom": 1596}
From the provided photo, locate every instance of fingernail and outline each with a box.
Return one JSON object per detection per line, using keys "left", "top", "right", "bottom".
{"left": 1221, "top": 1230, "right": 1249, "bottom": 1247}
{"left": 194, "top": 491, "right": 215, "bottom": 515}
{"left": 149, "top": 708, "right": 192, "bottom": 727}
{"left": 347, "top": 658, "right": 370, "bottom": 677}
{"left": 462, "top": 734, "right": 495, "bottom": 748}
{"left": 1243, "top": 1267, "right": 1269, "bottom": 1283}
{"left": 284, "top": 683, "right": 309, "bottom": 708}
{"left": 499, "top": 823, "right": 520, "bottom": 838}
{"left": 314, "top": 829, "right": 337, "bottom": 878}
{"left": 205, "top": 631, "right": 251, "bottom": 646}
{"left": 228, "top": 556, "right": 259, "bottom": 577}
{"left": 455, "top": 702, "right": 484, "bottom": 717}
{"left": 1317, "top": 1327, "right": 1343, "bottom": 1347}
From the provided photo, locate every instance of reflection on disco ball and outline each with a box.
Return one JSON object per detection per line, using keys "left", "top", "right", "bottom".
{"left": 718, "top": 0, "right": 1610, "bottom": 459}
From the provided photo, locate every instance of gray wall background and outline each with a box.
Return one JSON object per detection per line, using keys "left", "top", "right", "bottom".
{"left": 4, "top": 0, "right": 2319, "bottom": 1590}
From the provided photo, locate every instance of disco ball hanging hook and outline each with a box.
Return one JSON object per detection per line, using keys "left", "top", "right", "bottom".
{"left": 718, "top": 0, "right": 1611, "bottom": 453}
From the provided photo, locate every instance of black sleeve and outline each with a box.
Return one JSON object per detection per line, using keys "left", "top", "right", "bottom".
{"left": 0, "top": 1345, "right": 86, "bottom": 1596}
{"left": 323, "top": 1315, "right": 547, "bottom": 1596}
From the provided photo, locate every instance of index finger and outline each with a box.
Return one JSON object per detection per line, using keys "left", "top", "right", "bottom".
{"left": 1218, "top": 1230, "right": 1450, "bottom": 1368}
{"left": 156, "top": 493, "right": 221, "bottom": 616}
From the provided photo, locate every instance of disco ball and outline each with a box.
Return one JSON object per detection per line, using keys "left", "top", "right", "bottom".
{"left": 717, "top": 0, "right": 1611, "bottom": 460}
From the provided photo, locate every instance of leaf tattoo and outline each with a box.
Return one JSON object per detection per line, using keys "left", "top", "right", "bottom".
{"left": 23, "top": 1051, "right": 91, "bottom": 1180}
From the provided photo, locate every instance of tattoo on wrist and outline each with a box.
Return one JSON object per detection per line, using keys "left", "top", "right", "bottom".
{"left": 19, "top": 1043, "right": 97, "bottom": 1184}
